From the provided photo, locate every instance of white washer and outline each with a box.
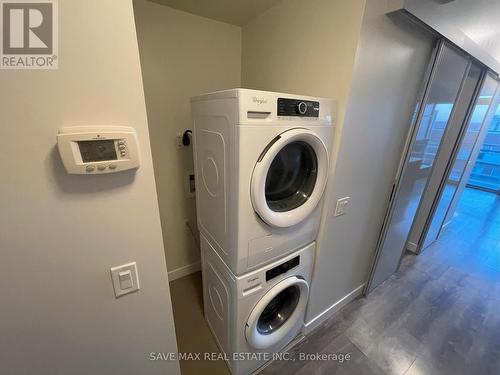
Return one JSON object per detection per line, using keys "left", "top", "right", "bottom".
{"left": 202, "top": 234, "right": 314, "bottom": 375}
{"left": 192, "top": 89, "right": 335, "bottom": 275}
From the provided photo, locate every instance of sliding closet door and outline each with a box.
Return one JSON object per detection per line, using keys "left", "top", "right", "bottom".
{"left": 421, "top": 73, "right": 499, "bottom": 250}
{"left": 444, "top": 92, "right": 500, "bottom": 227}
{"left": 366, "top": 43, "right": 472, "bottom": 293}
{"left": 407, "top": 63, "right": 484, "bottom": 253}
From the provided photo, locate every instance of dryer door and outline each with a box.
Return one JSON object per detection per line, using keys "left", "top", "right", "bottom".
{"left": 245, "top": 276, "right": 309, "bottom": 350}
{"left": 251, "top": 128, "right": 329, "bottom": 228}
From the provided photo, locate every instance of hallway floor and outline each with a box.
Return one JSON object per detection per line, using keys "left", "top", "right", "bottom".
{"left": 169, "top": 272, "right": 230, "bottom": 375}
{"left": 263, "top": 188, "right": 500, "bottom": 374}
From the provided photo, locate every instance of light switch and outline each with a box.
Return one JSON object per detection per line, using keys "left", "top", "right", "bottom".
{"left": 334, "top": 197, "right": 350, "bottom": 217}
{"left": 110, "top": 262, "right": 140, "bottom": 298}
{"left": 119, "top": 270, "right": 133, "bottom": 290}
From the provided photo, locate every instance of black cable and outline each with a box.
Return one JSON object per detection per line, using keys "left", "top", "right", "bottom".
{"left": 182, "top": 130, "right": 192, "bottom": 146}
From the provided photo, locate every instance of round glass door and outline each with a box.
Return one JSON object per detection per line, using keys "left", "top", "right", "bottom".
{"left": 246, "top": 276, "right": 309, "bottom": 349}
{"left": 251, "top": 129, "right": 328, "bottom": 228}
{"left": 257, "top": 285, "right": 300, "bottom": 334}
{"left": 265, "top": 141, "right": 318, "bottom": 212}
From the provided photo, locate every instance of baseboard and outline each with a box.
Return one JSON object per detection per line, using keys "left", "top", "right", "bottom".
{"left": 303, "top": 283, "right": 365, "bottom": 334}
{"left": 406, "top": 241, "right": 418, "bottom": 253}
{"left": 168, "top": 261, "right": 201, "bottom": 282}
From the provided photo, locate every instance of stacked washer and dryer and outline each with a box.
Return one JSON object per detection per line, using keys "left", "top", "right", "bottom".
{"left": 191, "top": 89, "right": 335, "bottom": 374}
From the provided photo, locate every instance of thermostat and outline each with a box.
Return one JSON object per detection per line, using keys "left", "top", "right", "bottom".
{"left": 57, "top": 126, "right": 140, "bottom": 174}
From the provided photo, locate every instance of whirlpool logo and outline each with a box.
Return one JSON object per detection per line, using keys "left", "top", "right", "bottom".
{"left": 252, "top": 97, "right": 267, "bottom": 105}
{"left": 1, "top": 0, "right": 58, "bottom": 69}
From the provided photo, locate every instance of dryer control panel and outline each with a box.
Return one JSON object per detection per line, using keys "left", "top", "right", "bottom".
{"left": 277, "top": 98, "right": 319, "bottom": 117}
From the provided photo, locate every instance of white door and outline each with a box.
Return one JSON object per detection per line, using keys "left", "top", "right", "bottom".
{"left": 251, "top": 128, "right": 329, "bottom": 228}
{"left": 245, "top": 276, "right": 309, "bottom": 349}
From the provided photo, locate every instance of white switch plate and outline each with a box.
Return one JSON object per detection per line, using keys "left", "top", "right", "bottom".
{"left": 110, "top": 262, "right": 140, "bottom": 298}
{"left": 334, "top": 197, "right": 350, "bottom": 217}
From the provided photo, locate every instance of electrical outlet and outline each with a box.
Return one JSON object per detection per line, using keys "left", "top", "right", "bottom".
{"left": 185, "top": 170, "right": 195, "bottom": 198}
{"left": 334, "top": 197, "right": 350, "bottom": 217}
{"left": 176, "top": 132, "right": 183, "bottom": 148}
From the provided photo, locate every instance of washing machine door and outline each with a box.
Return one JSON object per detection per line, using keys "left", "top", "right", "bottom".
{"left": 245, "top": 276, "right": 309, "bottom": 350}
{"left": 251, "top": 128, "right": 329, "bottom": 228}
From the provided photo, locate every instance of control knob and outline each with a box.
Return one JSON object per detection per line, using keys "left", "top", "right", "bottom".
{"left": 297, "top": 101, "right": 308, "bottom": 115}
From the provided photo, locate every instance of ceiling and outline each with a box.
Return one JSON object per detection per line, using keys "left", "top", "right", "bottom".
{"left": 433, "top": 0, "right": 500, "bottom": 62}
{"left": 148, "top": 0, "right": 282, "bottom": 26}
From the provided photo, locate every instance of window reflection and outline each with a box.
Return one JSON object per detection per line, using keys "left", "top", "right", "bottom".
{"left": 411, "top": 103, "right": 454, "bottom": 170}
{"left": 468, "top": 104, "right": 500, "bottom": 192}
{"left": 421, "top": 77, "right": 498, "bottom": 251}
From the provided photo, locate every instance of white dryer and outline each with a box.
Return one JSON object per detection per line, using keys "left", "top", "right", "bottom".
{"left": 202, "top": 234, "right": 314, "bottom": 375}
{"left": 192, "top": 89, "right": 335, "bottom": 275}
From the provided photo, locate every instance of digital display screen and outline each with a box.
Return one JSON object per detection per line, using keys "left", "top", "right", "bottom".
{"left": 77, "top": 140, "right": 117, "bottom": 163}
{"left": 266, "top": 256, "right": 300, "bottom": 281}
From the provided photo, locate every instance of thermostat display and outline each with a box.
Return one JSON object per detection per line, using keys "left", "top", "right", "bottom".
{"left": 57, "top": 126, "right": 140, "bottom": 174}
{"left": 78, "top": 140, "right": 118, "bottom": 162}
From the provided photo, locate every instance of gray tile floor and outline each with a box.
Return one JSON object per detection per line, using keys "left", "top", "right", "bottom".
{"left": 263, "top": 188, "right": 500, "bottom": 375}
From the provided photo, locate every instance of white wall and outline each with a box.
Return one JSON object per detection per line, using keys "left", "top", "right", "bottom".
{"left": 242, "top": 0, "right": 365, "bottom": 131}
{"left": 0, "top": 1, "right": 180, "bottom": 374}
{"left": 241, "top": 0, "right": 364, "bottom": 319}
{"left": 306, "top": 0, "right": 434, "bottom": 325}
{"left": 133, "top": 0, "right": 241, "bottom": 280}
